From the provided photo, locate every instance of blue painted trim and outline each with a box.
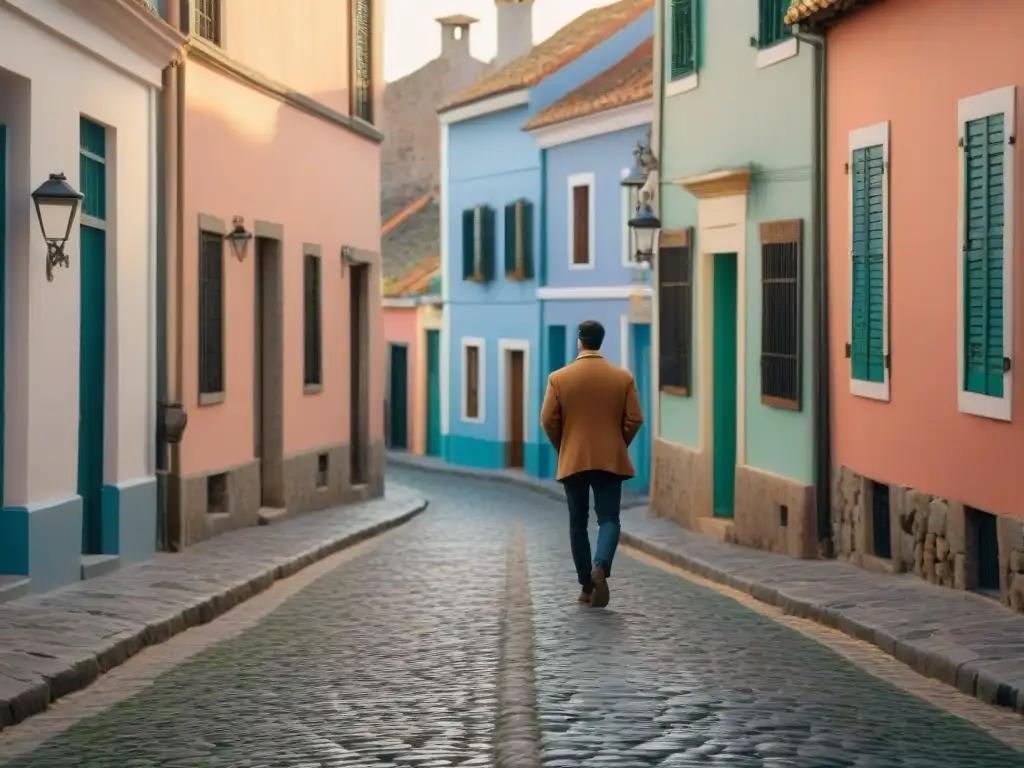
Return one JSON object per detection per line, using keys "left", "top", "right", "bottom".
{"left": 100, "top": 485, "right": 120, "bottom": 554}
{"left": 0, "top": 495, "right": 83, "bottom": 591}
{"left": 0, "top": 124, "right": 7, "bottom": 510}
{"left": 537, "top": 147, "right": 549, "bottom": 478}
{"left": 0, "top": 506, "right": 28, "bottom": 575}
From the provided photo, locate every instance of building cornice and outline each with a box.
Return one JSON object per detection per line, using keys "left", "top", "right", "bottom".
{"left": 528, "top": 99, "right": 653, "bottom": 149}
{"left": 438, "top": 88, "right": 529, "bottom": 126}
{"left": 673, "top": 167, "right": 752, "bottom": 199}
{"left": 187, "top": 38, "right": 385, "bottom": 144}
{"left": 58, "top": 0, "right": 184, "bottom": 68}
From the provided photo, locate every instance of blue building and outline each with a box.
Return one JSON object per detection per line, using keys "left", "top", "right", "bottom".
{"left": 524, "top": 39, "right": 655, "bottom": 491}
{"left": 437, "top": 0, "right": 654, "bottom": 477}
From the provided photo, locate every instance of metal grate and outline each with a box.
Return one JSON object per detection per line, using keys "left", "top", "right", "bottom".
{"left": 194, "top": 0, "right": 220, "bottom": 44}
{"left": 870, "top": 481, "right": 891, "bottom": 560}
{"left": 303, "top": 253, "right": 322, "bottom": 386}
{"left": 198, "top": 231, "right": 224, "bottom": 394}
{"left": 967, "top": 506, "right": 1000, "bottom": 594}
{"left": 758, "top": 0, "right": 790, "bottom": 49}
{"left": 351, "top": 0, "right": 374, "bottom": 123}
{"left": 669, "top": 0, "right": 696, "bottom": 79}
{"left": 658, "top": 239, "right": 693, "bottom": 394}
{"left": 760, "top": 220, "right": 802, "bottom": 409}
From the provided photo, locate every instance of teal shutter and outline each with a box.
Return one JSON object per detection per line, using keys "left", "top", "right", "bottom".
{"left": 669, "top": 0, "right": 697, "bottom": 79}
{"left": 758, "top": 0, "right": 790, "bottom": 49}
{"left": 462, "top": 208, "right": 475, "bottom": 280}
{"left": 850, "top": 145, "right": 885, "bottom": 383}
{"left": 504, "top": 203, "right": 517, "bottom": 277}
{"left": 963, "top": 113, "right": 1006, "bottom": 397}
{"left": 520, "top": 200, "right": 535, "bottom": 280}
{"left": 480, "top": 205, "right": 496, "bottom": 282}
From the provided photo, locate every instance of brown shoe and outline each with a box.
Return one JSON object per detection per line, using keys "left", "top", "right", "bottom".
{"left": 578, "top": 589, "right": 593, "bottom": 603}
{"left": 589, "top": 565, "right": 610, "bottom": 608}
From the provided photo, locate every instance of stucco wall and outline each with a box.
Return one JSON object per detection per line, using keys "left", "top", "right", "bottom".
{"left": 180, "top": 60, "right": 383, "bottom": 475}
{"left": 0, "top": 3, "right": 161, "bottom": 506}
{"left": 827, "top": 0, "right": 1024, "bottom": 518}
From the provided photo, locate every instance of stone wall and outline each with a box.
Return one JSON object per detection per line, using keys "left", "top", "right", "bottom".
{"left": 833, "top": 464, "right": 1024, "bottom": 613}
{"left": 734, "top": 464, "right": 817, "bottom": 559}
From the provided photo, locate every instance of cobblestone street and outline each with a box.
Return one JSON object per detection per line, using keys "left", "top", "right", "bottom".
{"left": 2, "top": 468, "right": 1023, "bottom": 767}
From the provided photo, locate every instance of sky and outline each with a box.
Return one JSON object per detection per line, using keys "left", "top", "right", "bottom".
{"left": 384, "top": 0, "right": 619, "bottom": 82}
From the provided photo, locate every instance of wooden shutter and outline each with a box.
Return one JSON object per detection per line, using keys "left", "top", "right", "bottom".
{"left": 198, "top": 231, "right": 224, "bottom": 394}
{"left": 760, "top": 220, "right": 802, "bottom": 409}
{"left": 670, "top": 0, "right": 697, "bottom": 78}
{"left": 303, "top": 253, "right": 322, "bottom": 386}
{"left": 572, "top": 185, "right": 590, "bottom": 265}
{"left": 963, "top": 114, "right": 1007, "bottom": 397}
{"left": 758, "top": 0, "right": 790, "bottom": 49}
{"left": 480, "top": 205, "right": 496, "bottom": 282}
{"left": 465, "top": 345, "right": 479, "bottom": 418}
{"left": 504, "top": 203, "right": 517, "bottom": 278}
{"left": 658, "top": 228, "right": 693, "bottom": 395}
{"left": 519, "top": 200, "right": 535, "bottom": 279}
{"left": 505, "top": 199, "right": 535, "bottom": 281}
{"left": 462, "top": 208, "right": 476, "bottom": 281}
{"left": 851, "top": 145, "right": 886, "bottom": 383}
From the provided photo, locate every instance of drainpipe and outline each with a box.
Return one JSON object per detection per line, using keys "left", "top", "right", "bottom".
{"left": 537, "top": 148, "right": 549, "bottom": 477}
{"left": 793, "top": 26, "right": 833, "bottom": 557}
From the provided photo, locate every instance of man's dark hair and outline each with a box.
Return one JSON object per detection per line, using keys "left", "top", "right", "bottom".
{"left": 578, "top": 320, "right": 605, "bottom": 351}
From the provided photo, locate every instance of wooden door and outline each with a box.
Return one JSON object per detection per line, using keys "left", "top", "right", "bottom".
{"left": 713, "top": 254, "right": 738, "bottom": 519}
{"left": 506, "top": 350, "right": 525, "bottom": 469}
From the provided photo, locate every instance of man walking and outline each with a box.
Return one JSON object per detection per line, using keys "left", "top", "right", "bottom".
{"left": 540, "top": 320, "right": 644, "bottom": 608}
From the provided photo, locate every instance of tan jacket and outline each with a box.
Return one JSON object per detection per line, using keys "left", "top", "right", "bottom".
{"left": 540, "top": 352, "right": 644, "bottom": 481}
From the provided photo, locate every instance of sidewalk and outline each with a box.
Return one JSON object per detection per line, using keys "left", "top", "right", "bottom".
{"left": 387, "top": 451, "right": 650, "bottom": 509}
{"left": 0, "top": 486, "right": 427, "bottom": 732}
{"left": 620, "top": 507, "right": 1024, "bottom": 716}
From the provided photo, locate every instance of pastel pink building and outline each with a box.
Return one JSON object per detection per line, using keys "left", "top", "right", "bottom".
{"left": 788, "top": 0, "right": 1024, "bottom": 609}
{"left": 161, "top": 0, "right": 385, "bottom": 548}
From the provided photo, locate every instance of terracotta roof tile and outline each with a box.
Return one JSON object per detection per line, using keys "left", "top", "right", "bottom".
{"left": 523, "top": 37, "right": 652, "bottom": 131}
{"left": 439, "top": 0, "right": 652, "bottom": 114}
{"left": 784, "top": 0, "right": 863, "bottom": 26}
{"left": 384, "top": 255, "right": 440, "bottom": 298}
{"left": 382, "top": 196, "right": 441, "bottom": 283}
{"left": 382, "top": 189, "right": 436, "bottom": 237}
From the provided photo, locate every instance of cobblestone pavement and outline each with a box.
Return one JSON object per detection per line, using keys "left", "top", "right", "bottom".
{"left": 3, "top": 469, "right": 1024, "bottom": 767}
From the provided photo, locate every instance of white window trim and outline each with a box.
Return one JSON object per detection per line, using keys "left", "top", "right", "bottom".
{"left": 957, "top": 85, "right": 1016, "bottom": 422}
{"left": 497, "top": 339, "right": 531, "bottom": 443}
{"left": 755, "top": 37, "right": 798, "bottom": 70}
{"left": 460, "top": 336, "right": 486, "bottom": 424}
{"left": 665, "top": 73, "right": 698, "bottom": 98}
{"left": 848, "top": 121, "right": 891, "bottom": 403}
{"left": 567, "top": 172, "right": 596, "bottom": 270}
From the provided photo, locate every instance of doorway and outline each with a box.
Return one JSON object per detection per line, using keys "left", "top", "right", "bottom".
{"left": 628, "top": 323, "right": 651, "bottom": 493}
{"left": 349, "top": 263, "right": 369, "bottom": 484}
{"left": 254, "top": 236, "right": 284, "bottom": 507}
{"left": 388, "top": 344, "right": 409, "bottom": 450}
{"left": 425, "top": 329, "right": 442, "bottom": 456}
{"left": 505, "top": 349, "right": 525, "bottom": 469}
{"left": 0, "top": 124, "right": 6, "bottom": 511}
{"left": 712, "top": 253, "right": 738, "bottom": 519}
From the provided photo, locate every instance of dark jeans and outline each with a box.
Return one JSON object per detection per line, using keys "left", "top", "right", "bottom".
{"left": 561, "top": 470, "right": 623, "bottom": 589}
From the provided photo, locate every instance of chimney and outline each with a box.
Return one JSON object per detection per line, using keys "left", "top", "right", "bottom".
{"left": 436, "top": 14, "right": 478, "bottom": 61}
{"left": 495, "top": 0, "right": 534, "bottom": 67}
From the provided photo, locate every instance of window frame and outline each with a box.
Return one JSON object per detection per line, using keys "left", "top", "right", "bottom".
{"left": 848, "top": 121, "right": 891, "bottom": 403}
{"left": 303, "top": 250, "right": 323, "bottom": 391}
{"left": 657, "top": 228, "right": 694, "bottom": 396}
{"left": 957, "top": 86, "right": 1016, "bottom": 422}
{"left": 567, "top": 172, "right": 595, "bottom": 270}
{"left": 755, "top": 0, "right": 798, "bottom": 69}
{"left": 192, "top": 0, "right": 222, "bottom": 45}
{"left": 667, "top": 0, "right": 699, "bottom": 97}
{"left": 349, "top": 0, "right": 374, "bottom": 125}
{"left": 198, "top": 227, "right": 225, "bottom": 401}
{"left": 759, "top": 219, "right": 803, "bottom": 410}
{"left": 461, "top": 337, "right": 486, "bottom": 423}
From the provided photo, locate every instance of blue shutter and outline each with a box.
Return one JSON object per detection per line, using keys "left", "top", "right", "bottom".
{"left": 850, "top": 145, "right": 885, "bottom": 383}
{"left": 462, "top": 208, "right": 476, "bottom": 281}
{"left": 963, "top": 113, "right": 1005, "bottom": 397}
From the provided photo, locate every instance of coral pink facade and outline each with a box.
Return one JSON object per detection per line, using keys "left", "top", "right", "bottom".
{"left": 827, "top": 0, "right": 1024, "bottom": 519}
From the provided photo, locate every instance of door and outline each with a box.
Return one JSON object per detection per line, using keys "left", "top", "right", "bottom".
{"left": 506, "top": 350, "right": 525, "bottom": 469}
{"left": 713, "top": 253, "right": 738, "bottom": 518}
{"left": 253, "top": 237, "right": 284, "bottom": 507}
{"left": 0, "top": 124, "right": 6, "bottom": 511}
{"left": 79, "top": 224, "right": 106, "bottom": 553}
{"left": 628, "top": 323, "right": 652, "bottom": 493}
{"left": 388, "top": 344, "right": 409, "bottom": 450}
{"left": 349, "top": 264, "right": 368, "bottom": 484}
{"left": 544, "top": 325, "right": 567, "bottom": 477}
{"left": 425, "top": 329, "right": 442, "bottom": 456}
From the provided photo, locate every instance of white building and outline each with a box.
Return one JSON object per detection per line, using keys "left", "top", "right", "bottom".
{"left": 0, "top": 0, "right": 181, "bottom": 596}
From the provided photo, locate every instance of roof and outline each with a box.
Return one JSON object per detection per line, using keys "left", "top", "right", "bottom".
{"left": 523, "top": 37, "right": 652, "bottom": 131}
{"left": 384, "top": 255, "right": 440, "bottom": 298}
{"left": 783, "top": 0, "right": 868, "bottom": 27}
{"left": 438, "top": 0, "right": 652, "bottom": 114}
{"left": 382, "top": 192, "right": 441, "bottom": 286}
{"left": 383, "top": 189, "right": 434, "bottom": 238}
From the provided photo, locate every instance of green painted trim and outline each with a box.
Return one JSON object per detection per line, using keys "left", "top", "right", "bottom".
{"left": 0, "top": 507, "right": 28, "bottom": 574}
{"left": 712, "top": 253, "right": 737, "bottom": 519}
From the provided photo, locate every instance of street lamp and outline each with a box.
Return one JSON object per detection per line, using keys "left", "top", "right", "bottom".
{"left": 226, "top": 216, "right": 253, "bottom": 261}
{"left": 628, "top": 202, "right": 662, "bottom": 265}
{"left": 31, "top": 173, "right": 83, "bottom": 282}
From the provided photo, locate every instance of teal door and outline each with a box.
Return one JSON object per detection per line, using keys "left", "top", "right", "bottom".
{"left": 388, "top": 344, "right": 408, "bottom": 450}
{"left": 628, "top": 323, "right": 651, "bottom": 493}
{"left": 712, "top": 254, "right": 738, "bottom": 518}
{"left": 544, "top": 325, "right": 567, "bottom": 478}
{"left": 0, "top": 124, "right": 6, "bottom": 510}
{"left": 425, "top": 330, "right": 441, "bottom": 456}
{"left": 79, "top": 118, "right": 107, "bottom": 554}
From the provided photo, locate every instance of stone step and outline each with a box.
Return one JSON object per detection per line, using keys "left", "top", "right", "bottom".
{"left": 80, "top": 554, "right": 121, "bottom": 581}
{"left": 0, "top": 575, "right": 30, "bottom": 604}
{"left": 258, "top": 507, "right": 289, "bottom": 525}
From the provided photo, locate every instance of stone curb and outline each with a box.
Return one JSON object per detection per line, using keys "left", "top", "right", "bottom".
{"left": 1, "top": 498, "right": 429, "bottom": 731}
{"left": 387, "top": 452, "right": 649, "bottom": 510}
{"left": 620, "top": 530, "right": 1024, "bottom": 716}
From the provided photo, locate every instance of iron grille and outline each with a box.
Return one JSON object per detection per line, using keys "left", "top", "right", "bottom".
{"left": 198, "top": 231, "right": 224, "bottom": 394}
{"left": 968, "top": 507, "right": 1000, "bottom": 594}
{"left": 760, "top": 224, "right": 802, "bottom": 408}
{"left": 351, "top": 0, "right": 374, "bottom": 123}
{"left": 870, "top": 481, "right": 891, "bottom": 560}
{"left": 304, "top": 254, "right": 322, "bottom": 386}
{"left": 194, "top": 0, "right": 220, "bottom": 44}
{"left": 658, "top": 242, "right": 693, "bottom": 393}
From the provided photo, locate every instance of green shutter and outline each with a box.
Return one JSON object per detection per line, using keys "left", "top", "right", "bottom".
{"left": 504, "top": 203, "right": 517, "bottom": 277}
{"left": 670, "top": 0, "right": 697, "bottom": 79}
{"left": 520, "top": 200, "right": 535, "bottom": 280}
{"left": 963, "top": 113, "right": 1006, "bottom": 397}
{"left": 462, "top": 208, "right": 476, "bottom": 280}
{"left": 480, "top": 205, "right": 496, "bottom": 282}
{"left": 850, "top": 145, "right": 885, "bottom": 383}
{"left": 758, "top": 0, "right": 790, "bottom": 49}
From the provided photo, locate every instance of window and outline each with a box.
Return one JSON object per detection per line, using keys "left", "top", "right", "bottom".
{"left": 658, "top": 228, "right": 693, "bottom": 395}
{"left": 198, "top": 230, "right": 225, "bottom": 396}
{"left": 504, "top": 199, "right": 535, "bottom": 281}
{"left": 848, "top": 121, "right": 890, "bottom": 402}
{"left": 462, "top": 205, "right": 496, "bottom": 282}
{"left": 461, "top": 338, "right": 485, "bottom": 422}
{"left": 568, "top": 173, "right": 594, "bottom": 268}
{"left": 757, "top": 0, "right": 790, "bottom": 50}
{"left": 303, "top": 253, "right": 323, "bottom": 388}
{"left": 958, "top": 86, "right": 1015, "bottom": 422}
{"left": 760, "top": 220, "right": 802, "bottom": 409}
{"left": 350, "top": 0, "right": 374, "bottom": 123}
{"left": 193, "top": 0, "right": 220, "bottom": 44}
{"left": 669, "top": 0, "right": 697, "bottom": 80}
